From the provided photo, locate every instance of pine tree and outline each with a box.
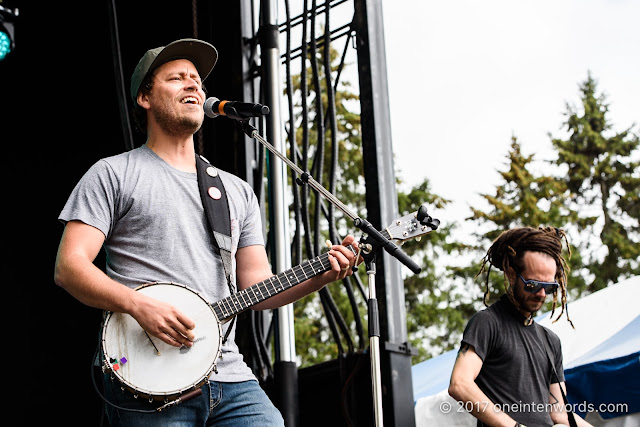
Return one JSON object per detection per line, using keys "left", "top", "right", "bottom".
{"left": 550, "top": 73, "right": 640, "bottom": 291}
{"left": 466, "top": 137, "right": 588, "bottom": 305}
{"left": 469, "top": 136, "right": 577, "bottom": 239}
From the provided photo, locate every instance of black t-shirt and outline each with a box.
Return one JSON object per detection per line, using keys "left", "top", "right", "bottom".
{"left": 462, "top": 294, "right": 564, "bottom": 426}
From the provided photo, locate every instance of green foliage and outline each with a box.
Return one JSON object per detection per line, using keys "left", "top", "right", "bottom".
{"left": 466, "top": 136, "right": 589, "bottom": 305}
{"left": 396, "top": 176, "right": 477, "bottom": 361}
{"left": 550, "top": 73, "right": 640, "bottom": 291}
{"left": 468, "top": 136, "right": 581, "bottom": 237}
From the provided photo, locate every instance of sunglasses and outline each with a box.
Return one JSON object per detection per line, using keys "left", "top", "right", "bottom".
{"left": 518, "top": 274, "right": 559, "bottom": 294}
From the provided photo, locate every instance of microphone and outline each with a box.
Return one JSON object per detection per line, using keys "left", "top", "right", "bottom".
{"left": 204, "top": 97, "right": 270, "bottom": 120}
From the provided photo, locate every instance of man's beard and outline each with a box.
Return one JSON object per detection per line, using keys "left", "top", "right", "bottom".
{"left": 152, "top": 103, "right": 203, "bottom": 137}
{"left": 513, "top": 284, "right": 546, "bottom": 314}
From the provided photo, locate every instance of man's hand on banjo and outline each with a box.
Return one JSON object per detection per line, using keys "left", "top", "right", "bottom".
{"left": 130, "top": 291, "right": 196, "bottom": 348}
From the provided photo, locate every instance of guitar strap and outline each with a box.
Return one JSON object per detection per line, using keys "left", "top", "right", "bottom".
{"left": 534, "top": 323, "right": 578, "bottom": 427}
{"left": 195, "top": 154, "right": 235, "bottom": 344}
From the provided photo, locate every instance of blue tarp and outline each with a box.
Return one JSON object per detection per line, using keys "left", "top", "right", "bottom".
{"left": 565, "top": 316, "right": 640, "bottom": 419}
{"left": 412, "top": 348, "right": 457, "bottom": 402}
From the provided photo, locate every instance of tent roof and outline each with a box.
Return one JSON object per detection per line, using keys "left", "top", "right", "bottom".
{"left": 412, "top": 348, "right": 457, "bottom": 403}
{"left": 537, "top": 276, "right": 639, "bottom": 367}
{"left": 566, "top": 314, "right": 639, "bottom": 369}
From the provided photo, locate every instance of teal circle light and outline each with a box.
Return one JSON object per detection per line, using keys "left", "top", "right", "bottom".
{"left": 0, "top": 31, "right": 11, "bottom": 60}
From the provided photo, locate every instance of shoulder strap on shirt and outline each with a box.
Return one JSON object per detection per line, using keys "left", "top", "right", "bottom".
{"left": 195, "top": 154, "right": 236, "bottom": 343}
{"left": 534, "top": 323, "right": 578, "bottom": 427}
{"left": 195, "top": 154, "right": 234, "bottom": 290}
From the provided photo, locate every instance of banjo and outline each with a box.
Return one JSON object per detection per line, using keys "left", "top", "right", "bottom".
{"left": 101, "top": 209, "right": 438, "bottom": 403}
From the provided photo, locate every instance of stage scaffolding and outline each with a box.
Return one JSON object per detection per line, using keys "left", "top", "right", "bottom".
{"left": 239, "top": 2, "right": 416, "bottom": 426}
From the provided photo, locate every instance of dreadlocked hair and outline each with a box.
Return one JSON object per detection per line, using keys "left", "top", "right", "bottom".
{"left": 476, "top": 226, "right": 574, "bottom": 327}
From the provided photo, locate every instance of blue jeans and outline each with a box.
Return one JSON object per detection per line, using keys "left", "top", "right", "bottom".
{"left": 104, "top": 377, "right": 285, "bottom": 426}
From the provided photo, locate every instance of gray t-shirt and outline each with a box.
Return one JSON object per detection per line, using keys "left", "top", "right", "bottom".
{"left": 462, "top": 294, "right": 564, "bottom": 426}
{"left": 59, "top": 144, "right": 265, "bottom": 382}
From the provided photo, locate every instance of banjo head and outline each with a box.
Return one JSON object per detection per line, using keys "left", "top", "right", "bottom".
{"left": 102, "top": 282, "right": 222, "bottom": 400}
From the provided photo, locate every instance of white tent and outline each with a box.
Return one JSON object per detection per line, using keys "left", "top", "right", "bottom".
{"left": 412, "top": 276, "right": 640, "bottom": 427}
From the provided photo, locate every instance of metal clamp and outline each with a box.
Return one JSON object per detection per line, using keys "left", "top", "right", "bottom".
{"left": 384, "top": 341, "right": 418, "bottom": 356}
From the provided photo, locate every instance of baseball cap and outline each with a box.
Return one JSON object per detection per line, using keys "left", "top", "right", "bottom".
{"left": 130, "top": 38, "right": 218, "bottom": 102}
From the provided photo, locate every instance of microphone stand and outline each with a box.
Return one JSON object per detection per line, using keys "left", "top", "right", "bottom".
{"left": 237, "top": 119, "right": 423, "bottom": 427}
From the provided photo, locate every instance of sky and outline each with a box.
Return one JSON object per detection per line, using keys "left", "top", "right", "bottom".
{"left": 381, "top": 0, "right": 640, "bottom": 233}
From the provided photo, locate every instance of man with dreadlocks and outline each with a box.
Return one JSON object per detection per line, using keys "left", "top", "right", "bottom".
{"left": 448, "top": 227, "right": 592, "bottom": 427}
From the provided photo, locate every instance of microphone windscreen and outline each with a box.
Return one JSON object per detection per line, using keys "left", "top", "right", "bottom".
{"left": 203, "top": 97, "right": 220, "bottom": 118}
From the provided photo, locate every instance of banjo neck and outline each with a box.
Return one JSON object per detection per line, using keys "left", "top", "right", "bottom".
{"left": 211, "top": 240, "right": 365, "bottom": 323}
{"left": 210, "top": 207, "right": 440, "bottom": 323}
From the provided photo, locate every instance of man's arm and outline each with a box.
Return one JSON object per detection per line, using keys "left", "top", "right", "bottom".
{"left": 235, "top": 235, "right": 359, "bottom": 310}
{"left": 54, "top": 220, "right": 196, "bottom": 348}
{"left": 449, "top": 343, "right": 520, "bottom": 427}
{"left": 549, "top": 382, "right": 592, "bottom": 427}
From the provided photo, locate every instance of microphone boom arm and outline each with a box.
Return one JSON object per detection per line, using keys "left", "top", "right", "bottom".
{"left": 238, "top": 120, "right": 422, "bottom": 274}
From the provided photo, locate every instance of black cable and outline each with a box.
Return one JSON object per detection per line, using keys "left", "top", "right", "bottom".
{"left": 281, "top": 24, "right": 354, "bottom": 62}
{"left": 322, "top": 19, "right": 354, "bottom": 131}
{"left": 300, "top": 0, "right": 315, "bottom": 267}
{"left": 191, "top": 0, "right": 206, "bottom": 153}
{"left": 319, "top": 288, "right": 345, "bottom": 355}
{"left": 309, "top": 0, "right": 325, "bottom": 260}
{"left": 249, "top": 310, "right": 268, "bottom": 382}
{"left": 318, "top": 198, "right": 364, "bottom": 350}
{"left": 342, "top": 276, "right": 365, "bottom": 350}
{"left": 351, "top": 268, "right": 367, "bottom": 301}
{"left": 325, "top": 285, "right": 354, "bottom": 354}
{"left": 257, "top": 311, "right": 275, "bottom": 378}
{"left": 90, "top": 342, "right": 157, "bottom": 414}
{"left": 284, "top": 0, "right": 303, "bottom": 268}
{"left": 278, "top": 0, "right": 349, "bottom": 32}
{"left": 107, "top": 0, "right": 134, "bottom": 151}
{"left": 324, "top": 0, "right": 340, "bottom": 251}
{"left": 319, "top": 0, "right": 352, "bottom": 354}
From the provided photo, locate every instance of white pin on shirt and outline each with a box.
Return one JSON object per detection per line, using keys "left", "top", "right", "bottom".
{"left": 208, "top": 187, "right": 222, "bottom": 200}
{"left": 206, "top": 167, "right": 218, "bottom": 177}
